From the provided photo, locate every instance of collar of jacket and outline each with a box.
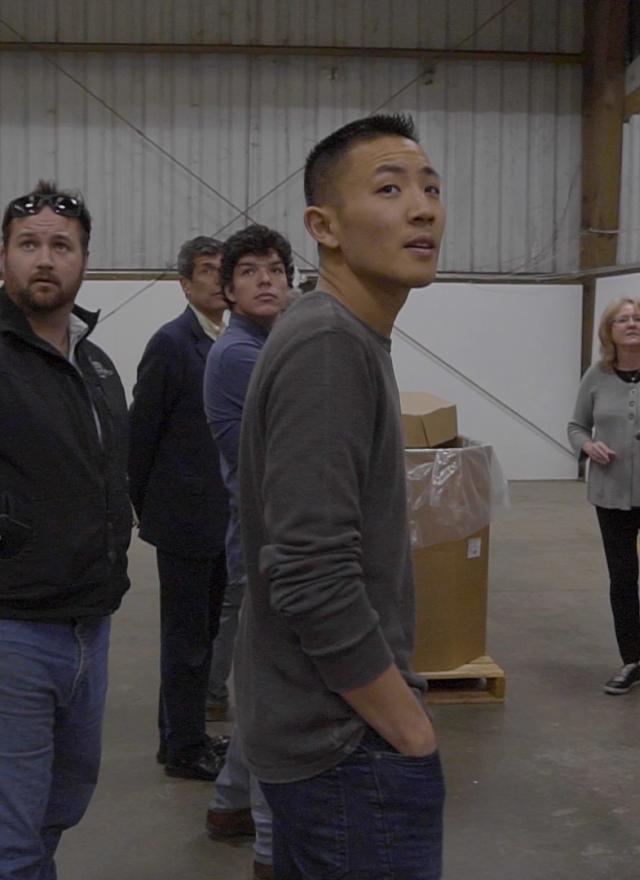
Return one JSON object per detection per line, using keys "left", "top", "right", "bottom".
{"left": 0, "top": 285, "right": 99, "bottom": 355}
{"left": 181, "top": 305, "right": 216, "bottom": 363}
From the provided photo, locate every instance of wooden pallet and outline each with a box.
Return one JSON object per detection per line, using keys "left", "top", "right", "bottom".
{"left": 420, "top": 655, "right": 506, "bottom": 705}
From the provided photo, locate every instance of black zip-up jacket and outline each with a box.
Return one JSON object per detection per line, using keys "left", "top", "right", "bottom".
{"left": 0, "top": 287, "right": 131, "bottom": 619}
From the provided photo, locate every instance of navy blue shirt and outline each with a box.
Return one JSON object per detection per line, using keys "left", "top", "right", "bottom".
{"left": 203, "top": 312, "right": 269, "bottom": 581}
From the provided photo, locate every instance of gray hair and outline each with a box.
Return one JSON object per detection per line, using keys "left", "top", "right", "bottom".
{"left": 177, "top": 236, "right": 223, "bottom": 280}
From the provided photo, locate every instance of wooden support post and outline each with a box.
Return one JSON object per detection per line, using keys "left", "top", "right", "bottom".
{"left": 580, "top": 0, "right": 628, "bottom": 372}
{"left": 581, "top": 279, "right": 597, "bottom": 376}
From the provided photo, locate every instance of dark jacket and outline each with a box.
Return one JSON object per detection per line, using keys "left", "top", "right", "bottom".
{"left": 0, "top": 287, "right": 132, "bottom": 619}
{"left": 128, "top": 307, "right": 228, "bottom": 558}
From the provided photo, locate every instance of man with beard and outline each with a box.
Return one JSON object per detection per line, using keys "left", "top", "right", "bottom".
{"left": 0, "top": 180, "right": 132, "bottom": 879}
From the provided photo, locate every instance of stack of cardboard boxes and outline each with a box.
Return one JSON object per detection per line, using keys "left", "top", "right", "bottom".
{"left": 401, "top": 392, "right": 494, "bottom": 674}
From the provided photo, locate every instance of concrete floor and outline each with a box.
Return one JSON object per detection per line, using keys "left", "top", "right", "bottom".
{"left": 56, "top": 481, "right": 640, "bottom": 880}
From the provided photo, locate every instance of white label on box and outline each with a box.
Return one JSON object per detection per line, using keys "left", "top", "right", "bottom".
{"left": 467, "top": 537, "right": 482, "bottom": 559}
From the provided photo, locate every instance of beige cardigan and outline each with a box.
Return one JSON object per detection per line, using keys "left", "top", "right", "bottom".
{"left": 568, "top": 363, "right": 640, "bottom": 510}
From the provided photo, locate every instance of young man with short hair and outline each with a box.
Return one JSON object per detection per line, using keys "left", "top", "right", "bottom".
{"left": 0, "top": 181, "right": 131, "bottom": 878}
{"left": 203, "top": 224, "right": 293, "bottom": 880}
{"left": 205, "top": 225, "right": 294, "bottom": 721}
{"left": 235, "top": 115, "right": 447, "bottom": 879}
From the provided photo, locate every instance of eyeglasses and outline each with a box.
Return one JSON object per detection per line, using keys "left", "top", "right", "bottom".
{"left": 612, "top": 314, "right": 640, "bottom": 325}
{"left": 7, "top": 193, "right": 84, "bottom": 220}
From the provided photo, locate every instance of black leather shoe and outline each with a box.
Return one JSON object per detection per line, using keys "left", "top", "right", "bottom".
{"left": 206, "top": 734, "right": 230, "bottom": 757}
{"left": 159, "top": 734, "right": 227, "bottom": 765}
{"left": 165, "top": 748, "right": 226, "bottom": 781}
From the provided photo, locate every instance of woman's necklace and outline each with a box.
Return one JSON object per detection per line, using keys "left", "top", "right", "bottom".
{"left": 616, "top": 366, "right": 640, "bottom": 383}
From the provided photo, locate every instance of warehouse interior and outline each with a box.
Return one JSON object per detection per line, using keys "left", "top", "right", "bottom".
{"left": 1, "top": 0, "right": 640, "bottom": 878}
{"left": 56, "top": 483, "right": 640, "bottom": 880}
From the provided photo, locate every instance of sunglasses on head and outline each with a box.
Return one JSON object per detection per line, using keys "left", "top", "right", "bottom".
{"left": 7, "top": 193, "right": 84, "bottom": 220}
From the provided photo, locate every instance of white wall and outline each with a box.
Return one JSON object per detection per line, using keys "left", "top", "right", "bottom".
{"left": 392, "top": 283, "right": 581, "bottom": 480}
{"left": 78, "top": 278, "right": 582, "bottom": 481}
{"left": 77, "top": 279, "right": 187, "bottom": 403}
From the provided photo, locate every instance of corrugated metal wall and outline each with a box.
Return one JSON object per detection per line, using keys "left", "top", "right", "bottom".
{"left": 619, "top": 115, "right": 640, "bottom": 266}
{"left": 0, "top": 0, "right": 583, "bottom": 50}
{"left": 0, "top": 1, "right": 583, "bottom": 272}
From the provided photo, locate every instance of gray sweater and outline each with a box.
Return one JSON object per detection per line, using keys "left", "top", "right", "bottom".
{"left": 235, "top": 290, "right": 426, "bottom": 783}
{"left": 567, "top": 362, "right": 640, "bottom": 509}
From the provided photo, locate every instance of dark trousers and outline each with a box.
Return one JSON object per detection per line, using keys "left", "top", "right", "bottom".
{"left": 261, "top": 728, "right": 445, "bottom": 880}
{"left": 596, "top": 506, "right": 640, "bottom": 665}
{"left": 157, "top": 548, "right": 226, "bottom": 758}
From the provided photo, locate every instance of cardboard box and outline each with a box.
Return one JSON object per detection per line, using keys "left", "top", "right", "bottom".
{"left": 412, "top": 527, "right": 489, "bottom": 672}
{"left": 400, "top": 393, "right": 492, "bottom": 672}
{"left": 400, "top": 392, "right": 458, "bottom": 449}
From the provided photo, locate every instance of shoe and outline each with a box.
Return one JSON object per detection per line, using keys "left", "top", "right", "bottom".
{"left": 604, "top": 662, "right": 640, "bottom": 694}
{"left": 206, "top": 807, "right": 255, "bottom": 840}
{"left": 253, "top": 861, "right": 275, "bottom": 880}
{"left": 164, "top": 748, "right": 226, "bottom": 781}
{"left": 206, "top": 734, "right": 230, "bottom": 757}
{"left": 206, "top": 701, "right": 229, "bottom": 722}
{"left": 158, "top": 735, "right": 227, "bottom": 765}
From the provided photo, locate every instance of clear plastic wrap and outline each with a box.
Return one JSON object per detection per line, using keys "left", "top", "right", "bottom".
{"left": 406, "top": 437, "right": 510, "bottom": 549}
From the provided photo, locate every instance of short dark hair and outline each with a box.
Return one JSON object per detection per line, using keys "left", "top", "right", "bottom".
{"left": 2, "top": 179, "right": 92, "bottom": 250}
{"left": 177, "top": 235, "right": 223, "bottom": 280}
{"left": 221, "top": 224, "right": 294, "bottom": 307}
{"left": 304, "top": 113, "right": 419, "bottom": 206}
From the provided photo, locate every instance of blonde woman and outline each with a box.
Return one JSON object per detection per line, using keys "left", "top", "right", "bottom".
{"left": 569, "top": 298, "right": 640, "bottom": 694}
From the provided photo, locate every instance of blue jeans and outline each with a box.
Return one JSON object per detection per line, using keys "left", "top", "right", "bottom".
{"left": 207, "top": 574, "right": 245, "bottom": 706}
{"left": 208, "top": 726, "right": 273, "bottom": 864}
{"left": 0, "top": 617, "right": 110, "bottom": 880}
{"left": 261, "top": 728, "right": 445, "bottom": 880}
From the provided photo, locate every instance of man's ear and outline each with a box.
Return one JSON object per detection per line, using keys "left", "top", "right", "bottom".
{"left": 179, "top": 276, "right": 190, "bottom": 298}
{"left": 0, "top": 245, "right": 5, "bottom": 278}
{"left": 224, "top": 283, "right": 236, "bottom": 304}
{"left": 304, "top": 206, "right": 340, "bottom": 251}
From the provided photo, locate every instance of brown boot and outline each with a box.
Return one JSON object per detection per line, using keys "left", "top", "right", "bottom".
{"left": 206, "top": 807, "right": 255, "bottom": 840}
{"left": 253, "top": 861, "right": 275, "bottom": 880}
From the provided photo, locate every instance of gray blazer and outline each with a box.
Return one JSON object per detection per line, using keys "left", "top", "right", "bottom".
{"left": 568, "top": 363, "right": 640, "bottom": 510}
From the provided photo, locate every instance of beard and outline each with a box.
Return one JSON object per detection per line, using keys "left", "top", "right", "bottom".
{"left": 6, "top": 275, "right": 82, "bottom": 315}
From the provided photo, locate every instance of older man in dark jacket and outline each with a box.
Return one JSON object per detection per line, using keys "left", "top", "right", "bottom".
{"left": 0, "top": 180, "right": 131, "bottom": 880}
{"left": 128, "top": 236, "right": 229, "bottom": 781}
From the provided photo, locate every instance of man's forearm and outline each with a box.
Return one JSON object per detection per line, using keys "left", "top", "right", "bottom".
{"left": 341, "top": 664, "right": 437, "bottom": 757}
